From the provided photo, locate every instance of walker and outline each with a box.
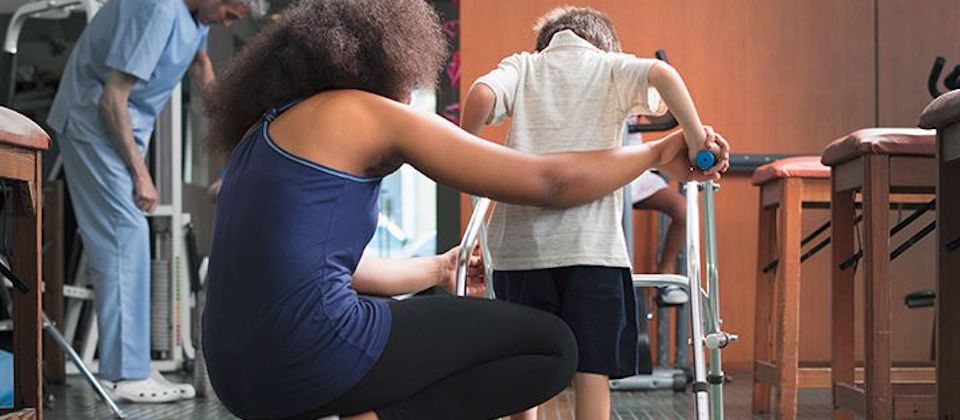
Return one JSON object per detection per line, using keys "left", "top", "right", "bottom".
{"left": 455, "top": 181, "right": 737, "bottom": 420}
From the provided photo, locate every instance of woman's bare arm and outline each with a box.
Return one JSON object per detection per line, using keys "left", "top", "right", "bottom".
{"left": 351, "top": 247, "right": 483, "bottom": 296}
{"left": 274, "top": 91, "right": 725, "bottom": 209}
{"left": 351, "top": 251, "right": 445, "bottom": 296}
{"left": 369, "top": 94, "right": 719, "bottom": 209}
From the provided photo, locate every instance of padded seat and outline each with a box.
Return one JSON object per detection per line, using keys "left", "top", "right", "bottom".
{"left": 0, "top": 106, "right": 49, "bottom": 151}
{"left": 824, "top": 126, "right": 938, "bottom": 419}
{"left": 820, "top": 128, "right": 935, "bottom": 166}
{"left": 750, "top": 156, "right": 830, "bottom": 186}
{"left": 919, "top": 89, "right": 960, "bottom": 129}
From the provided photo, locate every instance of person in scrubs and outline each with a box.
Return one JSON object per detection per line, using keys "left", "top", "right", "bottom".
{"left": 46, "top": 0, "right": 265, "bottom": 403}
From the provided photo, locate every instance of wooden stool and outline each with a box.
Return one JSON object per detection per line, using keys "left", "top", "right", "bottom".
{"left": 751, "top": 156, "right": 830, "bottom": 420}
{"left": 919, "top": 89, "right": 960, "bottom": 419}
{"left": 822, "top": 128, "right": 937, "bottom": 420}
{"left": 0, "top": 107, "right": 49, "bottom": 419}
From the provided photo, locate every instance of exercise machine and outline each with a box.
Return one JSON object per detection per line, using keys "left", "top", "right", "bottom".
{"left": 457, "top": 181, "right": 737, "bottom": 420}
{"left": 928, "top": 56, "right": 960, "bottom": 99}
{"left": 616, "top": 48, "right": 693, "bottom": 392}
{"left": 0, "top": 3, "right": 127, "bottom": 417}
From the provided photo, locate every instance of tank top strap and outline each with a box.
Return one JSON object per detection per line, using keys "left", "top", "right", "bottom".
{"left": 263, "top": 97, "right": 305, "bottom": 123}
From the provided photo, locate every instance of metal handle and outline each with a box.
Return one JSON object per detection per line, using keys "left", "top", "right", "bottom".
{"left": 929, "top": 56, "right": 946, "bottom": 98}
{"left": 695, "top": 150, "right": 716, "bottom": 171}
{"left": 455, "top": 198, "right": 491, "bottom": 296}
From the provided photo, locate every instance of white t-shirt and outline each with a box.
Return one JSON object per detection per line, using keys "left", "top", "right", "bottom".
{"left": 474, "top": 30, "right": 667, "bottom": 270}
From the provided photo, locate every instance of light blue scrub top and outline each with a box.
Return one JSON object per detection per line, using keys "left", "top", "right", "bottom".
{"left": 47, "top": 0, "right": 209, "bottom": 150}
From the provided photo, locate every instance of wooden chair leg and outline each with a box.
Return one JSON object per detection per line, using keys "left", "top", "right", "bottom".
{"left": 938, "top": 131, "right": 960, "bottom": 419}
{"left": 10, "top": 154, "right": 43, "bottom": 417}
{"left": 42, "top": 181, "right": 65, "bottom": 383}
{"left": 775, "top": 179, "right": 803, "bottom": 420}
{"left": 753, "top": 199, "right": 777, "bottom": 415}
{"left": 831, "top": 180, "right": 856, "bottom": 420}
{"left": 863, "top": 155, "right": 892, "bottom": 420}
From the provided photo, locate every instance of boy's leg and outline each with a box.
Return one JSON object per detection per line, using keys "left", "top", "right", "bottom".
{"left": 559, "top": 266, "right": 639, "bottom": 420}
{"left": 632, "top": 188, "right": 687, "bottom": 274}
{"left": 574, "top": 372, "right": 611, "bottom": 420}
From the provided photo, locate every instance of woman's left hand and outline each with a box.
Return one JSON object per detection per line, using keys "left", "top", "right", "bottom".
{"left": 438, "top": 245, "right": 486, "bottom": 296}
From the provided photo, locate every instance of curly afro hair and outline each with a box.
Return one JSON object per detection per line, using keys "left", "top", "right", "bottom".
{"left": 204, "top": 0, "right": 448, "bottom": 153}
{"left": 534, "top": 6, "right": 620, "bottom": 53}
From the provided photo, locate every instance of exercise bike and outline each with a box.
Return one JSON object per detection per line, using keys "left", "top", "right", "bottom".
{"left": 456, "top": 179, "right": 737, "bottom": 420}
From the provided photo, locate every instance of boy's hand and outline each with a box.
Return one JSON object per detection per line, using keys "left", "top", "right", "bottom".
{"left": 684, "top": 127, "right": 727, "bottom": 173}
{"left": 700, "top": 126, "right": 730, "bottom": 176}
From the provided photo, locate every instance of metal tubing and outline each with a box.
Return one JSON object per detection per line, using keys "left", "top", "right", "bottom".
{"left": 703, "top": 181, "right": 725, "bottom": 420}
{"left": 685, "top": 182, "right": 710, "bottom": 420}
{"left": 43, "top": 314, "right": 127, "bottom": 418}
{"left": 840, "top": 199, "right": 935, "bottom": 270}
{"left": 455, "top": 198, "right": 491, "bottom": 296}
{"left": 948, "top": 237, "right": 960, "bottom": 252}
{"left": 3, "top": 0, "right": 96, "bottom": 54}
{"left": 889, "top": 221, "right": 936, "bottom": 261}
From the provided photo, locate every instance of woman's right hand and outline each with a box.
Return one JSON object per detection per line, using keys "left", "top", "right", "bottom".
{"left": 656, "top": 127, "right": 730, "bottom": 182}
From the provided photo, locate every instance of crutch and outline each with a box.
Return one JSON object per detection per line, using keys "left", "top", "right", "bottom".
{"left": 43, "top": 314, "right": 127, "bottom": 418}
{"left": 0, "top": 257, "right": 126, "bottom": 418}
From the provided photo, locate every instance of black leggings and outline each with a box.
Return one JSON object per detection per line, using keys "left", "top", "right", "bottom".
{"left": 292, "top": 295, "right": 578, "bottom": 420}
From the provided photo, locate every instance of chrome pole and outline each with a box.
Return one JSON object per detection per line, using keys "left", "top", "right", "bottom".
{"left": 684, "top": 182, "right": 709, "bottom": 420}
{"left": 703, "top": 181, "right": 725, "bottom": 420}
{"left": 43, "top": 314, "right": 127, "bottom": 418}
{"left": 455, "top": 198, "right": 491, "bottom": 296}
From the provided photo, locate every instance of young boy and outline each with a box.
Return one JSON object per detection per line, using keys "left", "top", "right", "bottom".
{"left": 461, "top": 6, "right": 717, "bottom": 420}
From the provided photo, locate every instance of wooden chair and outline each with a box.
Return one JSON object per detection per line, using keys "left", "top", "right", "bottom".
{"left": 0, "top": 107, "right": 49, "bottom": 419}
{"left": 919, "top": 89, "right": 960, "bottom": 419}
{"left": 822, "top": 128, "right": 937, "bottom": 420}
{"left": 751, "top": 156, "right": 831, "bottom": 420}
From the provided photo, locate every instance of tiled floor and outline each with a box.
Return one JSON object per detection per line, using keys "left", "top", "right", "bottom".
{"left": 44, "top": 370, "right": 833, "bottom": 419}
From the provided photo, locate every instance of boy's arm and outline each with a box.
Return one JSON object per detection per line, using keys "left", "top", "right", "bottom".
{"left": 461, "top": 83, "right": 496, "bottom": 136}
{"left": 647, "top": 62, "right": 710, "bottom": 162}
{"left": 460, "top": 55, "right": 521, "bottom": 135}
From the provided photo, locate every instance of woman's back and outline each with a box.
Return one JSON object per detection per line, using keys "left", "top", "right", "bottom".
{"left": 202, "top": 102, "right": 391, "bottom": 418}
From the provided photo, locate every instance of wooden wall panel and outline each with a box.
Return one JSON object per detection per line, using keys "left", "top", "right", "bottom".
{"left": 878, "top": 0, "right": 960, "bottom": 127}
{"left": 460, "top": 0, "right": 945, "bottom": 366}
{"left": 872, "top": 1, "right": 956, "bottom": 363}
{"left": 462, "top": 0, "right": 876, "bottom": 365}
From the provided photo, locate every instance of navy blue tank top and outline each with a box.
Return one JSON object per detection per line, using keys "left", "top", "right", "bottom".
{"left": 203, "top": 101, "right": 391, "bottom": 419}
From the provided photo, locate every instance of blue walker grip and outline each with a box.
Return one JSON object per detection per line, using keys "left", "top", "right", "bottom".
{"left": 694, "top": 150, "right": 716, "bottom": 171}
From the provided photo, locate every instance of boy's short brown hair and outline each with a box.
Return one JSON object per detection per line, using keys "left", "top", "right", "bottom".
{"left": 534, "top": 6, "right": 621, "bottom": 52}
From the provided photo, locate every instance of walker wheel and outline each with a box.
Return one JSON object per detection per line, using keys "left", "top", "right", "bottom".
{"left": 672, "top": 372, "right": 687, "bottom": 392}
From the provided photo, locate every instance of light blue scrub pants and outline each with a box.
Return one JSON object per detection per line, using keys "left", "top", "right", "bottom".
{"left": 59, "top": 133, "right": 151, "bottom": 382}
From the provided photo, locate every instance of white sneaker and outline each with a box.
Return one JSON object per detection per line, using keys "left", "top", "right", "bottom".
{"left": 100, "top": 376, "right": 181, "bottom": 403}
{"left": 660, "top": 286, "right": 689, "bottom": 305}
{"left": 150, "top": 369, "right": 196, "bottom": 400}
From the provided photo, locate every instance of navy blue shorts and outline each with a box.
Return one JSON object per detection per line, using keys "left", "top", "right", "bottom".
{"left": 493, "top": 265, "right": 640, "bottom": 379}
